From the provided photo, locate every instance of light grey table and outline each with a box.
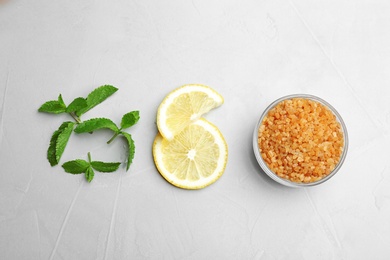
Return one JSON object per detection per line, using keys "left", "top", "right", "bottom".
{"left": 1, "top": 0, "right": 390, "bottom": 259}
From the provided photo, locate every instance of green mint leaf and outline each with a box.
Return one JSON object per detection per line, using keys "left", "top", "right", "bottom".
{"left": 47, "top": 122, "right": 70, "bottom": 166}
{"left": 120, "top": 111, "right": 140, "bottom": 130}
{"left": 58, "top": 94, "right": 66, "bottom": 107}
{"left": 85, "top": 167, "right": 95, "bottom": 182}
{"left": 62, "top": 159, "right": 89, "bottom": 174}
{"left": 38, "top": 94, "right": 67, "bottom": 114}
{"left": 121, "top": 132, "right": 135, "bottom": 171}
{"left": 47, "top": 131, "right": 61, "bottom": 166}
{"left": 38, "top": 101, "right": 66, "bottom": 114}
{"left": 55, "top": 122, "right": 75, "bottom": 163}
{"left": 76, "top": 85, "right": 118, "bottom": 116}
{"left": 74, "top": 118, "right": 119, "bottom": 133}
{"left": 91, "top": 161, "right": 121, "bottom": 172}
{"left": 65, "top": 97, "right": 87, "bottom": 113}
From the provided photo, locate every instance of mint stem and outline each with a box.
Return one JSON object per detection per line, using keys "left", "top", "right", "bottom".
{"left": 88, "top": 152, "right": 91, "bottom": 163}
{"left": 107, "top": 132, "right": 119, "bottom": 144}
{"left": 69, "top": 112, "right": 81, "bottom": 123}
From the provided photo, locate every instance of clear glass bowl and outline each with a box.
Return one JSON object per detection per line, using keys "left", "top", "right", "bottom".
{"left": 252, "top": 94, "right": 349, "bottom": 187}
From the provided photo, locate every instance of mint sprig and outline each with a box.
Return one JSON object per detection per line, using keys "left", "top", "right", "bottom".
{"left": 38, "top": 85, "right": 118, "bottom": 123}
{"left": 74, "top": 110, "right": 140, "bottom": 171}
{"left": 62, "top": 153, "right": 120, "bottom": 182}
{"left": 38, "top": 85, "right": 139, "bottom": 181}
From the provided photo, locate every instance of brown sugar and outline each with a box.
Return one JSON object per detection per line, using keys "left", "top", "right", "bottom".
{"left": 258, "top": 98, "right": 344, "bottom": 183}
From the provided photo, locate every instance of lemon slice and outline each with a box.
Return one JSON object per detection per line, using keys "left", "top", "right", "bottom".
{"left": 153, "top": 118, "right": 228, "bottom": 189}
{"left": 157, "top": 84, "right": 224, "bottom": 140}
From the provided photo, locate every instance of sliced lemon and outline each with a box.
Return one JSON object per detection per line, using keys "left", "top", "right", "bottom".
{"left": 157, "top": 84, "right": 224, "bottom": 140}
{"left": 153, "top": 118, "right": 228, "bottom": 189}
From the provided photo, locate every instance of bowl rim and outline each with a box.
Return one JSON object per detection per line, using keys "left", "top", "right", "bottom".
{"left": 252, "top": 94, "right": 349, "bottom": 187}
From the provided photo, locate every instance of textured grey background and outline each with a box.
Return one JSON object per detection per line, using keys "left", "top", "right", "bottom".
{"left": 1, "top": 0, "right": 390, "bottom": 259}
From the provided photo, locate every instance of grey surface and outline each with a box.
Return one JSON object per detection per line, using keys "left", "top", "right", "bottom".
{"left": 1, "top": 0, "right": 390, "bottom": 259}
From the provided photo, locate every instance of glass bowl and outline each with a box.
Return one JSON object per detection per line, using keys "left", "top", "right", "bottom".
{"left": 252, "top": 94, "right": 348, "bottom": 187}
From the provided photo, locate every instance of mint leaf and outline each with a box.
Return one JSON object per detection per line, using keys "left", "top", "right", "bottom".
{"left": 58, "top": 94, "right": 66, "bottom": 107}
{"left": 55, "top": 122, "right": 74, "bottom": 163}
{"left": 66, "top": 97, "right": 87, "bottom": 113}
{"left": 47, "top": 131, "right": 61, "bottom": 166}
{"left": 38, "top": 95, "right": 67, "bottom": 114}
{"left": 120, "top": 111, "right": 140, "bottom": 129}
{"left": 121, "top": 132, "right": 135, "bottom": 171}
{"left": 74, "top": 118, "right": 119, "bottom": 133}
{"left": 62, "top": 159, "right": 89, "bottom": 174}
{"left": 47, "top": 122, "right": 70, "bottom": 166}
{"left": 76, "top": 85, "right": 118, "bottom": 116}
{"left": 85, "top": 167, "right": 95, "bottom": 182}
{"left": 91, "top": 161, "right": 121, "bottom": 172}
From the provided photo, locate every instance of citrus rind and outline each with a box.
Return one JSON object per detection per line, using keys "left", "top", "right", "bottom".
{"left": 153, "top": 118, "right": 228, "bottom": 189}
{"left": 157, "top": 84, "right": 224, "bottom": 140}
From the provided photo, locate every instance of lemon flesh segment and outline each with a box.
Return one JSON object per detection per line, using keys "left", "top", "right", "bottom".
{"left": 153, "top": 119, "right": 228, "bottom": 189}
{"left": 157, "top": 84, "right": 224, "bottom": 140}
